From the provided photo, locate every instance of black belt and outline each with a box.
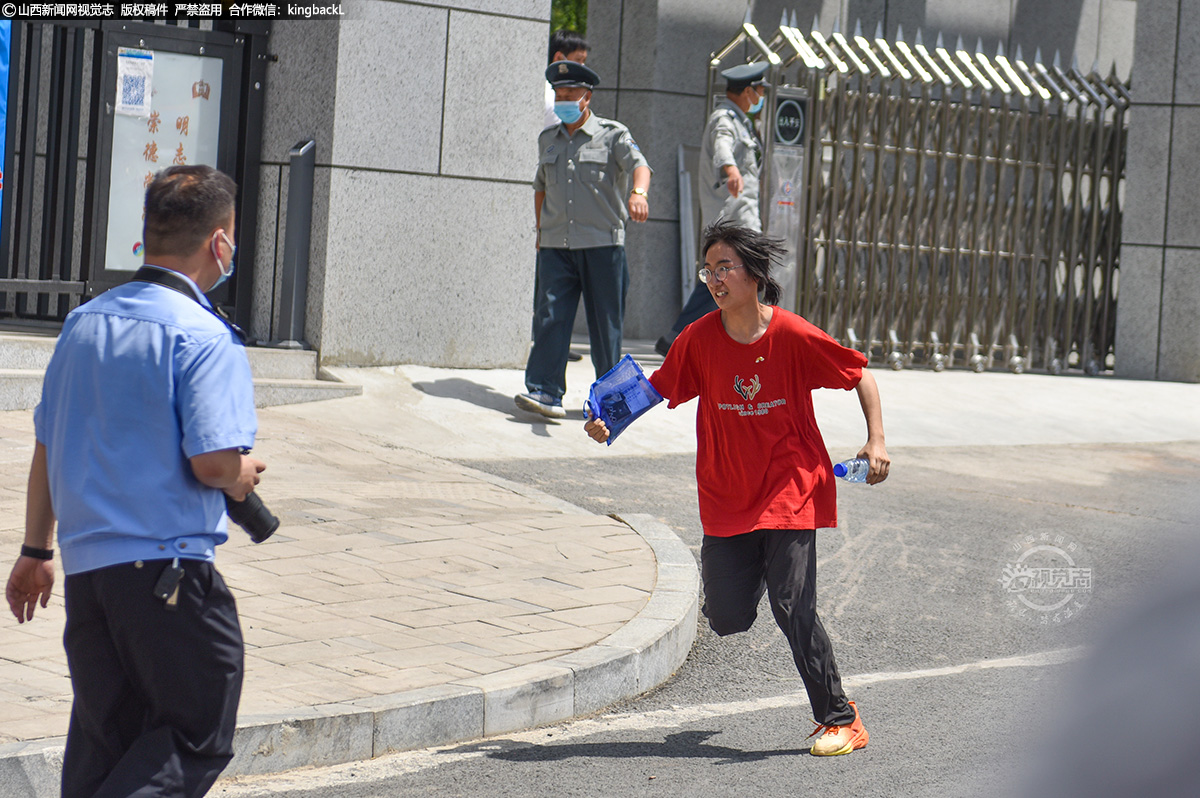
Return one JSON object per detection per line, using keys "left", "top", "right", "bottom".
{"left": 131, "top": 266, "right": 246, "bottom": 344}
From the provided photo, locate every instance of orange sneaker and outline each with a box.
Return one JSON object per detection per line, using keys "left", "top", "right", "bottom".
{"left": 808, "top": 700, "right": 869, "bottom": 756}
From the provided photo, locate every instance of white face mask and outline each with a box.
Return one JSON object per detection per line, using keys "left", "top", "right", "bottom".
{"left": 211, "top": 231, "right": 236, "bottom": 289}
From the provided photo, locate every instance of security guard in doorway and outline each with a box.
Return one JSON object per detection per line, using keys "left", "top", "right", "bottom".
{"left": 656, "top": 61, "right": 770, "bottom": 356}
{"left": 516, "top": 60, "right": 653, "bottom": 419}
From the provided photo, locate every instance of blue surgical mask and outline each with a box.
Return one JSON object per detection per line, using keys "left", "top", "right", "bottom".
{"left": 749, "top": 93, "right": 765, "bottom": 114}
{"left": 554, "top": 100, "right": 583, "bottom": 124}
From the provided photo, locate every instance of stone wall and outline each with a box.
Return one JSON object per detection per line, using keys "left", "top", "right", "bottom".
{"left": 254, "top": 0, "right": 549, "bottom": 367}
{"left": 1117, "top": 0, "right": 1200, "bottom": 382}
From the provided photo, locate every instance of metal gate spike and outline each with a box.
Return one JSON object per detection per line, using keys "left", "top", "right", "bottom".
{"left": 756, "top": 12, "right": 1123, "bottom": 378}
{"left": 914, "top": 28, "right": 924, "bottom": 47}
{"left": 743, "top": 4, "right": 752, "bottom": 25}
{"left": 1090, "top": 57, "right": 1100, "bottom": 75}
{"left": 1053, "top": 50, "right": 1062, "bottom": 69}
{"left": 812, "top": 13, "right": 820, "bottom": 34}
{"left": 789, "top": 10, "right": 797, "bottom": 29}
{"left": 831, "top": 15, "right": 841, "bottom": 34}
{"left": 780, "top": 9, "right": 788, "bottom": 27}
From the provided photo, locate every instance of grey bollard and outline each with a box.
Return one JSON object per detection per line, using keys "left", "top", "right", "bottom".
{"left": 275, "top": 139, "right": 315, "bottom": 349}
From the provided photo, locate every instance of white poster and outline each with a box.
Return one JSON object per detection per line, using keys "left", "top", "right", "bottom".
{"left": 106, "top": 51, "right": 223, "bottom": 272}
{"left": 115, "top": 48, "right": 153, "bottom": 117}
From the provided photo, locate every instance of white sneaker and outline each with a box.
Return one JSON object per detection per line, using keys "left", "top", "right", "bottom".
{"left": 514, "top": 391, "right": 567, "bottom": 419}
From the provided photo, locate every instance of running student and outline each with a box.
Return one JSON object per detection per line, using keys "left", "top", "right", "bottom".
{"left": 584, "top": 220, "right": 889, "bottom": 756}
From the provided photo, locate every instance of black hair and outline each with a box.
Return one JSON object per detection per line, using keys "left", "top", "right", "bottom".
{"left": 701, "top": 219, "right": 786, "bottom": 305}
{"left": 548, "top": 29, "right": 589, "bottom": 64}
{"left": 143, "top": 165, "right": 237, "bottom": 258}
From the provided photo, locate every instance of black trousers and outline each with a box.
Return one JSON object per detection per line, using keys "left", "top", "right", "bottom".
{"left": 62, "top": 559, "right": 244, "bottom": 798}
{"left": 700, "top": 529, "right": 855, "bottom": 726}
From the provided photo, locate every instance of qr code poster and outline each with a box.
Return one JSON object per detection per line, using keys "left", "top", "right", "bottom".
{"left": 115, "top": 48, "right": 153, "bottom": 117}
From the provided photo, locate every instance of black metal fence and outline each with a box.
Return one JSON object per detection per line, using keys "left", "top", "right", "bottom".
{"left": 746, "top": 22, "right": 1129, "bottom": 375}
{"left": 0, "top": 19, "right": 269, "bottom": 329}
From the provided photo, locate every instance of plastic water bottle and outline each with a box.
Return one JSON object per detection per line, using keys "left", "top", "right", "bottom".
{"left": 833, "top": 458, "right": 869, "bottom": 483}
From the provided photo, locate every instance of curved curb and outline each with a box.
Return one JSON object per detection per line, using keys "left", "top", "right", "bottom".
{"left": 0, "top": 513, "right": 697, "bottom": 790}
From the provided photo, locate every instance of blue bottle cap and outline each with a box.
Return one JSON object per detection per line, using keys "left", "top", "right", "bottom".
{"left": 833, "top": 462, "right": 847, "bottom": 477}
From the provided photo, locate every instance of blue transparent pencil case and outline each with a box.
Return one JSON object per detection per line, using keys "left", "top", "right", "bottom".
{"left": 585, "top": 354, "right": 663, "bottom": 445}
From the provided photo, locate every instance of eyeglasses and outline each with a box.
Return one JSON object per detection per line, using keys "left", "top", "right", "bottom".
{"left": 698, "top": 264, "right": 744, "bottom": 283}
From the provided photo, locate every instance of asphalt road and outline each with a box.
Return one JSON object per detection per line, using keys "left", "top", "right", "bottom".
{"left": 215, "top": 438, "right": 1200, "bottom": 798}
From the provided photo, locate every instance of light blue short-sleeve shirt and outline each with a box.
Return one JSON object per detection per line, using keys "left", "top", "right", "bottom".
{"left": 34, "top": 268, "right": 258, "bottom": 575}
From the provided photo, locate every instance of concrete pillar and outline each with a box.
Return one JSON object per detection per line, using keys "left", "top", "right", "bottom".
{"left": 257, "top": 0, "right": 550, "bottom": 368}
{"left": 1117, "top": 0, "right": 1200, "bottom": 382}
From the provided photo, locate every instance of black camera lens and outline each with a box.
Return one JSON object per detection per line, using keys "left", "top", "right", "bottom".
{"left": 225, "top": 492, "right": 279, "bottom": 543}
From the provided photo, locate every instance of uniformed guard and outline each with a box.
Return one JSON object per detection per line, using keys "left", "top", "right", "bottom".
{"left": 516, "top": 60, "right": 653, "bottom": 419}
{"left": 6, "top": 165, "right": 264, "bottom": 797}
{"left": 656, "top": 61, "right": 770, "bottom": 356}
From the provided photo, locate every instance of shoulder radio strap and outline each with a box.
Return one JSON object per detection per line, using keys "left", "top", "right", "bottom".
{"left": 131, "top": 266, "right": 247, "bottom": 344}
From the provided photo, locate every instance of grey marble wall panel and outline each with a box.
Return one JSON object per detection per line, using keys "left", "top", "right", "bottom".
{"left": 1011, "top": 0, "right": 1090, "bottom": 67}
{"left": 251, "top": 164, "right": 282, "bottom": 341}
{"left": 1121, "top": 105, "right": 1172, "bottom": 247}
{"left": 925, "top": 0, "right": 1010, "bottom": 52}
{"left": 1166, "top": 106, "right": 1200, "bottom": 248}
{"left": 260, "top": 20, "right": 340, "bottom": 165}
{"left": 583, "top": 0, "right": 621, "bottom": 93}
{"left": 441, "top": 10, "right": 546, "bottom": 181}
{"left": 884, "top": 0, "right": 928, "bottom": 39}
{"left": 1157, "top": 247, "right": 1200, "bottom": 382}
{"left": 1129, "top": 0, "right": 1179, "bottom": 104}
{"left": 623, "top": 219, "right": 679, "bottom": 339}
{"left": 846, "top": 0, "right": 890, "bottom": 32}
{"left": 608, "top": 89, "right": 706, "bottom": 224}
{"left": 1113, "top": 244, "right": 1163, "bottom": 380}
{"left": 406, "top": 0, "right": 547, "bottom": 18}
{"left": 317, "top": 168, "right": 534, "bottom": 367}
{"left": 331, "top": 1, "right": 448, "bottom": 173}
{"left": 1172, "top": 0, "right": 1200, "bottom": 104}
{"left": 1097, "top": 0, "right": 1137, "bottom": 79}
{"left": 614, "top": 0, "right": 661, "bottom": 95}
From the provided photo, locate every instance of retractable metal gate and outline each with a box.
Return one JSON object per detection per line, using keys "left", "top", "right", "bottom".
{"left": 708, "top": 20, "right": 1128, "bottom": 375}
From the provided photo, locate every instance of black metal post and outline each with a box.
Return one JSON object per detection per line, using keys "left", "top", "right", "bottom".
{"left": 274, "top": 139, "right": 315, "bottom": 348}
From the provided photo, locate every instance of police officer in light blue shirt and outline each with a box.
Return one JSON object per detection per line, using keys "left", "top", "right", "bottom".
{"left": 6, "top": 165, "right": 265, "bottom": 798}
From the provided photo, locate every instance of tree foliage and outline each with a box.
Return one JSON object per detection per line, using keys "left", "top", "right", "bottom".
{"left": 551, "top": 0, "right": 587, "bottom": 35}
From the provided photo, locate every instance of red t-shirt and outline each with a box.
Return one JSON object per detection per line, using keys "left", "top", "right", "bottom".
{"left": 649, "top": 308, "right": 867, "bottom": 536}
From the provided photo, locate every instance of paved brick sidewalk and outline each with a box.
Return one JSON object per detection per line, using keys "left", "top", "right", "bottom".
{"left": 0, "top": 386, "right": 677, "bottom": 774}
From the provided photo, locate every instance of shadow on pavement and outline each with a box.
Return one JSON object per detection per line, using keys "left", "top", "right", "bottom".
{"left": 443, "top": 730, "right": 806, "bottom": 766}
{"left": 412, "top": 378, "right": 514, "bottom": 413}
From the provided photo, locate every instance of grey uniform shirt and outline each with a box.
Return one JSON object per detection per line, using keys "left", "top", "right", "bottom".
{"left": 699, "top": 99, "right": 763, "bottom": 232}
{"left": 534, "top": 112, "right": 652, "bottom": 250}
